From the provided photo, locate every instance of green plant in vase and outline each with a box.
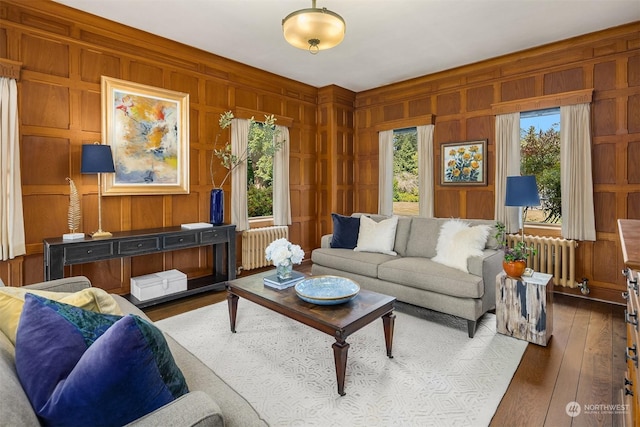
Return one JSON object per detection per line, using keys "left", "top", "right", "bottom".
{"left": 495, "top": 221, "right": 537, "bottom": 277}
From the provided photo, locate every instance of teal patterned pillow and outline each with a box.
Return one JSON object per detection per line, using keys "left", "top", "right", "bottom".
{"left": 15, "top": 294, "right": 188, "bottom": 426}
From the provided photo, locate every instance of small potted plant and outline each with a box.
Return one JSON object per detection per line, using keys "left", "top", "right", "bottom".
{"left": 495, "top": 222, "right": 537, "bottom": 277}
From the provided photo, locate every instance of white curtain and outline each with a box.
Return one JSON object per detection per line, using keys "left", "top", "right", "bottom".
{"left": 231, "top": 118, "right": 250, "bottom": 231}
{"left": 378, "top": 130, "right": 394, "bottom": 216}
{"left": 417, "top": 124, "right": 434, "bottom": 217}
{"left": 0, "top": 77, "right": 25, "bottom": 261}
{"left": 273, "top": 125, "right": 291, "bottom": 226}
{"left": 494, "top": 112, "right": 521, "bottom": 233}
{"left": 560, "top": 103, "right": 596, "bottom": 241}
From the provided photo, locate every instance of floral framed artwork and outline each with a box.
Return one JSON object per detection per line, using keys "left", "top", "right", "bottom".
{"left": 101, "top": 76, "right": 190, "bottom": 195}
{"left": 441, "top": 140, "right": 487, "bottom": 185}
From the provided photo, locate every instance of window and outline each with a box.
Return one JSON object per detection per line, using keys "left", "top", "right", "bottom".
{"left": 247, "top": 121, "right": 278, "bottom": 219}
{"left": 392, "top": 127, "right": 418, "bottom": 215}
{"left": 520, "top": 108, "right": 561, "bottom": 224}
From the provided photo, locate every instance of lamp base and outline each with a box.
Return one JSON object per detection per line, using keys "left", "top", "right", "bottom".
{"left": 91, "top": 230, "right": 112, "bottom": 239}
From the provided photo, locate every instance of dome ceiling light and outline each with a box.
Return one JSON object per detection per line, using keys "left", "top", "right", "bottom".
{"left": 282, "top": 0, "right": 346, "bottom": 55}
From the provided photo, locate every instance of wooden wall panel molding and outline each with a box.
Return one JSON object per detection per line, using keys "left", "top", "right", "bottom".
{"left": 233, "top": 106, "right": 294, "bottom": 127}
{"left": 372, "top": 114, "right": 435, "bottom": 132}
{"left": 491, "top": 88, "right": 593, "bottom": 115}
{"left": 0, "top": 57, "right": 21, "bottom": 79}
{"left": 356, "top": 23, "right": 639, "bottom": 108}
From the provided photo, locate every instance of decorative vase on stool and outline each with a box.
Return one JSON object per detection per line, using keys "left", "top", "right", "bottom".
{"left": 210, "top": 188, "right": 224, "bottom": 225}
{"left": 503, "top": 260, "right": 526, "bottom": 278}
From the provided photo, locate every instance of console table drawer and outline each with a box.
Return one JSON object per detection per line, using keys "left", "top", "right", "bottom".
{"left": 119, "top": 238, "right": 161, "bottom": 255}
{"left": 201, "top": 229, "right": 228, "bottom": 244}
{"left": 64, "top": 242, "right": 114, "bottom": 263}
{"left": 164, "top": 233, "right": 197, "bottom": 249}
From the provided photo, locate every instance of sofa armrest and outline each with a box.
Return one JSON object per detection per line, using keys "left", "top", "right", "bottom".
{"left": 126, "top": 391, "right": 224, "bottom": 427}
{"left": 22, "top": 276, "right": 92, "bottom": 293}
{"left": 321, "top": 234, "right": 333, "bottom": 248}
{"left": 471, "top": 250, "right": 502, "bottom": 312}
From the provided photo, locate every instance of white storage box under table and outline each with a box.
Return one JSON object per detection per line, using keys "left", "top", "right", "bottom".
{"left": 130, "top": 269, "right": 187, "bottom": 301}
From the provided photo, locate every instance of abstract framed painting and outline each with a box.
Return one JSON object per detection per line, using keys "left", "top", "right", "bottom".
{"left": 101, "top": 76, "right": 189, "bottom": 195}
{"left": 441, "top": 140, "right": 487, "bottom": 186}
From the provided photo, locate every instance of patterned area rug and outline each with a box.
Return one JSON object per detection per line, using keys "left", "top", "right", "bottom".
{"left": 157, "top": 300, "right": 527, "bottom": 427}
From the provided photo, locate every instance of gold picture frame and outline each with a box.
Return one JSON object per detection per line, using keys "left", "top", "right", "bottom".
{"left": 101, "top": 76, "right": 189, "bottom": 195}
{"left": 441, "top": 140, "right": 487, "bottom": 186}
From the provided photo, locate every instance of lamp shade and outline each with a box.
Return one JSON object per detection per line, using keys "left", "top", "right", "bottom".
{"left": 283, "top": 1, "right": 345, "bottom": 53}
{"left": 81, "top": 144, "right": 115, "bottom": 174}
{"left": 505, "top": 175, "right": 540, "bottom": 207}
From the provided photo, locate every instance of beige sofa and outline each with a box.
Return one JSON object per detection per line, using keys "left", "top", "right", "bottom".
{"left": 311, "top": 214, "right": 503, "bottom": 338}
{"left": 0, "top": 276, "right": 267, "bottom": 427}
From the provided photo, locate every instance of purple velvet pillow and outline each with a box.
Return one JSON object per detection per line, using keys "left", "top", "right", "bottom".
{"left": 15, "top": 294, "right": 188, "bottom": 427}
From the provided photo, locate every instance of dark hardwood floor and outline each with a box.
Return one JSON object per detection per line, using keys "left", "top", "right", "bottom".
{"left": 143, "top": 264, "right": 628, "bottom": 426}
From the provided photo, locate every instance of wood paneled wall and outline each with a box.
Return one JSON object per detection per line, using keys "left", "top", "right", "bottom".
{"left": 1, "top": 0, "right": 637, "bottom": 305}
{"left": 354, "top": 22, "right": 640, "bottom": 303}
{"left": 0, "top": 0, "right": 319, "bottom": 293}
{"left": 317, "top": 85, "right": 356, "bottom": 237}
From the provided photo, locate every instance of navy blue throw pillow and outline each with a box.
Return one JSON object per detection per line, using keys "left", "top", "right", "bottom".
{"left": 330, "top": 213, "right": 360, "bottom": 249}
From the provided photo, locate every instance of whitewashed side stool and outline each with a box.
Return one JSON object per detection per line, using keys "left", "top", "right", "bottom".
{"left": 496, "top": 271, "right": 553, "bottom": 346}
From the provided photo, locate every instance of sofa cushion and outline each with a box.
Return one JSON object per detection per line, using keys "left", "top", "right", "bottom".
{"left": 355, "top": 215, "right": 399, "bottom": 256}
{"left": 432, "top": 219, "right": 490, "bottom": 273}
{"left": 330, "top": 213, "right": 360, "bottom": 249}
{"left": 0, "top": 330, "right": 40, "bottom": 427}
{"left": 405, "top": 217, "right": 442, "bottom": 258}
{"left": 0, "top": 286, "right": 122, "bottom": 345}
{"left": 311, "top": 247, "right": 396, "bottom": 278}
{"left": 465, "top": 218, "right": 500, "bottom": 249}
{"left": 393, "top": 216, "right": 412, "bottom": 256}
{"left": 351, "top": 213, "right": 411, "bottom": 256}
{"left": 378, "top": 257, "right": 485, "bottom": 299}
{"left": 15, "top": 294, "right": 188, "bottom": 427}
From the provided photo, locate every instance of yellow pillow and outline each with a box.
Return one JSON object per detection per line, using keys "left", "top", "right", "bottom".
{"left": 0, "top": 287, "right": 123, "bottom": 345}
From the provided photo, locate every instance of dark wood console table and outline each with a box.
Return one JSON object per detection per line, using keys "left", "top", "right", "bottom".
{"left": 43, "top": 224, "right": 236, "bottom": 308}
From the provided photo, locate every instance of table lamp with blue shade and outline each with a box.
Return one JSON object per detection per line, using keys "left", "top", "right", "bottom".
{"left": 505, "top": 175, "right": 540, "bottom": 243}
{"left": 81, "top": 143, "right": 115, "bottom": 238}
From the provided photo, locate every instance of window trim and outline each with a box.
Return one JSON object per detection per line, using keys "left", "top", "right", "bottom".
{"left": 491, "top": 89, "right": 592, "bottom": 115}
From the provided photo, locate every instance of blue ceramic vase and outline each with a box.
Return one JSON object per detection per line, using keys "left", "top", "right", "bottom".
{"left": 210, "top": 188, "right": 224, "bottom": 225}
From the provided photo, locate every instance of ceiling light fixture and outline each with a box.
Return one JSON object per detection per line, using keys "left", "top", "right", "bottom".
{"left": 282, "top": 0, "right": 346, "bottom": 55}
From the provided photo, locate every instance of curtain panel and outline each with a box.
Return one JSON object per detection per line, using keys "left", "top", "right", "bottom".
{"left": 273, "top": 125, "right": 291, "bottom": 226}
{"left": 494, "top": 112, "right": 521, "bottom": 233}
{"left": 0, "top": 77, "right": 25, "bottom": 261}
{"left": 560, "top": 103, "right": 596, "bottom": 241}
{"left": 231, "top": 118, "right": 250, "bottom": 231}
{"left": 417, "top": 124, "right": 434, "bottom": 217}
{"left": 378, "top": 130, "right": 394, "bottom": 216}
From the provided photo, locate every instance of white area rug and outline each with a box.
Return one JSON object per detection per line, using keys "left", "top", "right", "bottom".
{"left": 157, "top": 300, "right": 527, "bottom": 427}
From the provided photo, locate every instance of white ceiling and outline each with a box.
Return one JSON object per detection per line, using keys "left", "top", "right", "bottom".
{"left": 53, "top": 0, "right": 639, "bottom": 93}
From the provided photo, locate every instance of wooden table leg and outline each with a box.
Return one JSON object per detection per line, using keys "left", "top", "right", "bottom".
{"left": 332, "top": 340, "right": 349, "bottom": 396}
{"left": 382, "top": 311, "right": 395, "bottom": 358}
{"left": 227, "top": 291, "right": 238, "bottom": 333}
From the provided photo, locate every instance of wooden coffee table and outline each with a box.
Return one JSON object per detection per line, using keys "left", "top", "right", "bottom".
{"left": 226, "top": 272, "right": 396, "bottom": 396}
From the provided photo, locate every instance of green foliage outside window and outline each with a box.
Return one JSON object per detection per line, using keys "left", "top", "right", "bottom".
{"left": 247, "top": 186, "right": 273, "bottom": 217}
{"left": 393, "top": 131, "right": 418, "bottom": 203}
{"left": 520, "top": 124, "right": 561, "bottom": 223}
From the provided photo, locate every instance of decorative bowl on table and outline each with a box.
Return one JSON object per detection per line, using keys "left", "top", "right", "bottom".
{"left": 294, "top": 275, "right": 360, "bottom": 305}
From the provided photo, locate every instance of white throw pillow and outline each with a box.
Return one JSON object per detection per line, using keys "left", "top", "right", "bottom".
{"left": 432, "top": 219, "right": 490, "bottom": 273}
{"left": 354, "top": 215, "right": 399, "bottom": 256}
